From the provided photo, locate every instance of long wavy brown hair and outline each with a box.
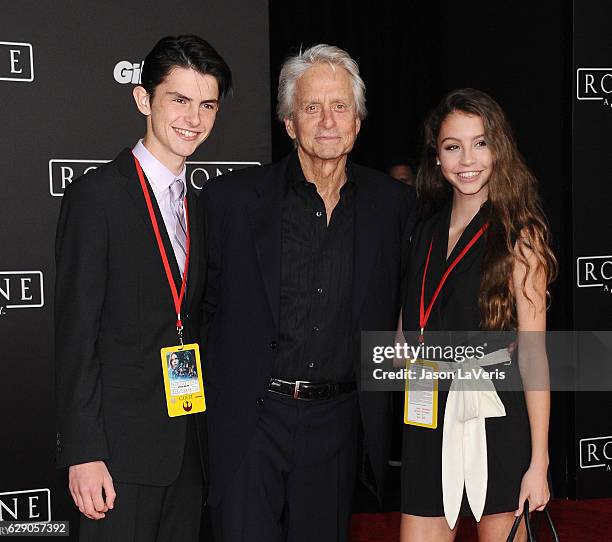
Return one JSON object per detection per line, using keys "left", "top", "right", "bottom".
{"left": 416, "top": 88, "right": 557, "bottom": 330}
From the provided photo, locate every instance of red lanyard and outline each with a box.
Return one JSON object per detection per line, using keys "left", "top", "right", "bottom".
{"left": 419, "top": 223, "right": 489, "bottom": 343}
{"left": 133, "top": 154, "right": 190, "bottom": 344}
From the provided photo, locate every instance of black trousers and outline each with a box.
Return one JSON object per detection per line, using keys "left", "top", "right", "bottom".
{"left": 211, "top": 390, "right": 359, "bottom": 542}
{"left": 79, "top": 417, "right": 204, "bottom": 542}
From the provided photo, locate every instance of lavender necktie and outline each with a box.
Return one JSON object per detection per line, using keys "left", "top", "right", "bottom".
{"left": 169, "top": 179, "right": 187, "bottom": 276}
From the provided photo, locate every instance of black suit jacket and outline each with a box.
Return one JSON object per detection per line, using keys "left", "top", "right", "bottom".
{"left": 54, "top": 148, "right": 207, "bottom": 486}
{"left": 201, "top": 153, "right": 415, "bottom": 505}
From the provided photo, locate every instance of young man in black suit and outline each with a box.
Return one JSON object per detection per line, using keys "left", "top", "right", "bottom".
{"left": 54, "top": 35, "right": 231, "bottom": 541}
{"left": 202, "top": 44, "right": 416, "bottom": 541}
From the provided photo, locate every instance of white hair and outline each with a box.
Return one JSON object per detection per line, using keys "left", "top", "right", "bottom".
{"left": 276, "top": 44, "right": 367, "bottom": 122}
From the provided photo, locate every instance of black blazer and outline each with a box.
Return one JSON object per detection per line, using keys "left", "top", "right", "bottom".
{"left": 201, "top": 153, "right": 415, "bottom": 505}
{"left": 54, "top": 148, "right": 207, "bottom": 486}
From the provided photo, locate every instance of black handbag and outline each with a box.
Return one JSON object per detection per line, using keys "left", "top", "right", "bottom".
{"left": 506, "top": 501, "right": 560, "bottom": 541}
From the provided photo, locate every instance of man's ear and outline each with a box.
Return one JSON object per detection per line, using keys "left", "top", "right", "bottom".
{"left": 133, "top": 86, "right": 151, "bottom": 116}
{"left": 284, "top": 116, "right": 296, "bottom": 140}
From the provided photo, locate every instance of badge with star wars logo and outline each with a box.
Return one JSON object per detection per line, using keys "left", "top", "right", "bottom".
{"left": 161, "top": 344, "right": 206, "bottom": 417}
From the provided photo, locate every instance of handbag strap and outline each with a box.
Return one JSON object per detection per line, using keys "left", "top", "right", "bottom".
{"left": 525, "top": 501, "right": 535, "bottom": 540}
{"left": 506, "top": 514, "right": 523, "bottom": 542}
{"left": 506, "top": 501, "right": 533, "bottom": 542}
{"left": 506, "top": 501, "right": 560, "bottom": 542}
{"left": 543, "top": 508, "right": 560, "bottom": 542}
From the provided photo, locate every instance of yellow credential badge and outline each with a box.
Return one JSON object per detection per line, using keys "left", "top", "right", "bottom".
{"left": 160, "top": 343, "right": 206, "bottom": 417}
{"left": 404, "top": 359, "right": 438, "bottom": 429}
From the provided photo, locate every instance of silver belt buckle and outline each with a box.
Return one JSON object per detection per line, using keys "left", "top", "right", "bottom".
{"left": 293, "top": 380, "right": 309, "bottom": 399}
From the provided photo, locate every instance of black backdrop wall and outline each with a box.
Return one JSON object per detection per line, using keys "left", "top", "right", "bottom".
{"left": 1, "top": 0, "right": 611, "bottom": 535}
{"left": 572, "top": 0, "right": 612, "bottom": 499}
{"left": 0, "top": 0, "right": 270, "bottom": 533}
{"left": 269, "top": 0, "right": 440, "bottom": 168}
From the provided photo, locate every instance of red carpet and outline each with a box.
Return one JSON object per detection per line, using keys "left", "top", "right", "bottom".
{"left": 349, "top": 499, "right": 612, "bottom": 541}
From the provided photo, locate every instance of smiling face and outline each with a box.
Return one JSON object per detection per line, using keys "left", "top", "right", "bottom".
{"left": 284, "top": 63, "right": 361, "bottom": 163}
{"left": 436, "top": 111, "right": 493, "bottom": 203}
{"left": 133, "top": 66, "right": 219, "bottom": 174}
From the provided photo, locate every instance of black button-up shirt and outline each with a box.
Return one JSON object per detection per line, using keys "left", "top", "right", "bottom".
{"left": 273, "top": 153, "right": 356, "bottom": 383}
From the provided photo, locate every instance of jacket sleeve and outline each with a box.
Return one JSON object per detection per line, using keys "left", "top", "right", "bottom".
{"left": 54, "top": 178, "right": 110, "bottom": 468}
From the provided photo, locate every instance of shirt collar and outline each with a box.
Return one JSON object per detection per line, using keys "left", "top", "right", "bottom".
{"left": 132, "top": 140, "right": 187, "bottom": 197}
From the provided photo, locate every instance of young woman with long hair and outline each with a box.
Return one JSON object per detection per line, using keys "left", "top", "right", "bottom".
{"left": 400, "top": 88, "right": 557, "bottom": 541}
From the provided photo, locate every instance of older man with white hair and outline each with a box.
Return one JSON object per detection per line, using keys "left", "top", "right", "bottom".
{"left": 201, "top": 44, "right": 416, "bottom": 541}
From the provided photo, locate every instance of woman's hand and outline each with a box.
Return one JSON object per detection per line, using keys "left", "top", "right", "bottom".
{"left": 515, "top": 462, "right": 550, "bottom": 515}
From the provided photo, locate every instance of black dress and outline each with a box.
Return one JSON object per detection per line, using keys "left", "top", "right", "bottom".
{"left": 401, "top": 202, "right": 531, "bottom": 517}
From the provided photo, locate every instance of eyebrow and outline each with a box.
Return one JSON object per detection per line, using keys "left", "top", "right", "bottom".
{"left": 166, "top": 91, "right": 219, "bottom": 105}
{"left": 299, "top": 96, "right": 352, "bottom": 104}
{"left": 440, "top": 133, "right": 485, "bottom": 144}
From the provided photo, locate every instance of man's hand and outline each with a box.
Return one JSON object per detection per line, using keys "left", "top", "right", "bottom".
{"left": 68, "top": 461, "right": 116, "bottom": 520}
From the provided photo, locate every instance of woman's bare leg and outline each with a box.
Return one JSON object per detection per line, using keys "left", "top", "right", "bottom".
{"left": 400, "top": 513, "right": 458, "bottom": 542}
{"left": 476, "top": 511, "right": 527, "bottom": 542}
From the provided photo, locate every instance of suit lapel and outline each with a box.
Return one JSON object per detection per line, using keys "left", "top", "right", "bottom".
{"left": 117, "top": 149, "right": 183, "bottom": 295}
{"left": 247, "top": 158, "right": 289, "bottom": 330}
{"left": 441, "top": 201, "right": 488, "bottom": 284}
{"left": 117, "top": 148, "right": 154, "bottom": 229}
{"left": 352, "top": 165, "right": 384, "bottom": 322}
{"left": 428, "top": 203, "right": 452, "bottom": 296}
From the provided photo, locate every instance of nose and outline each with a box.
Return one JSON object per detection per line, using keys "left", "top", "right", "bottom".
{"left": 319, "top": 106, "right": 336, "bottom": 129}
{"left": 185, "top": 103, "right": 201, "bottom": 126}
{"left": 460, "top": 147, "right": 476, "bottom": 166}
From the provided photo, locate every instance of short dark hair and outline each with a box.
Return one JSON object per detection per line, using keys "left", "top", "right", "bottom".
{"left": 141, "top": 34, "right": 232, "bottom": 100}
{"left": 386, "top": 156, "right": 416, "bottom": 173}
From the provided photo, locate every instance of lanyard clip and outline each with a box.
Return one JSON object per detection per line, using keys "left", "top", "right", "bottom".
{"left": 418, "top": 327, "right": 425, "bottom": 344}
{"left": 177, "top": 315, "right": 184, "bottom": 349}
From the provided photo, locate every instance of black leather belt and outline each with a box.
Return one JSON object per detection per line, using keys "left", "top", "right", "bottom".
{"left": 268, "top": 378, "right": 356, "bottom": 400}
